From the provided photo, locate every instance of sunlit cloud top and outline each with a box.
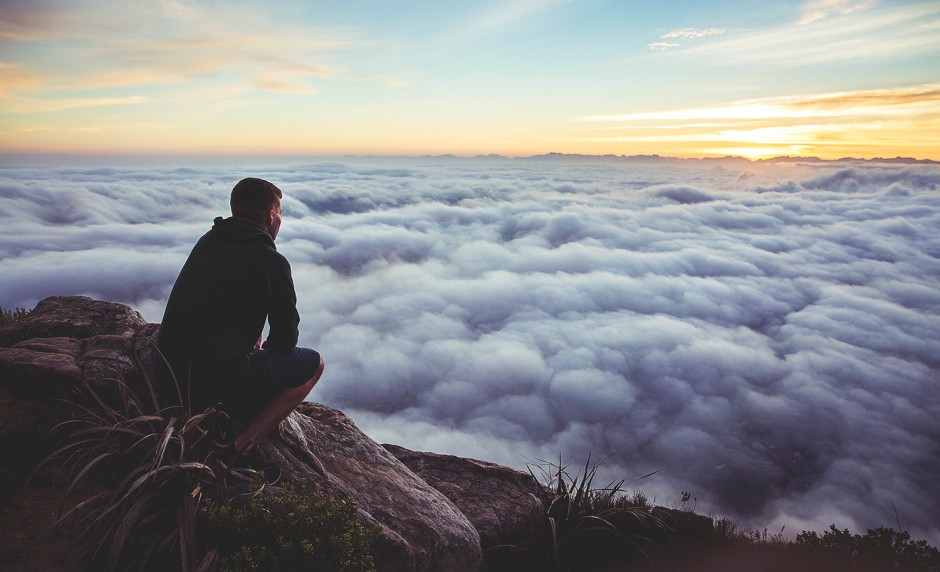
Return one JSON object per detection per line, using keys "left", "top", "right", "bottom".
{"left": 1, "top": 0, "right": 938, "bottom": 159}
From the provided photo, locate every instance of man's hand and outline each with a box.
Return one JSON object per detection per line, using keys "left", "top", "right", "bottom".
{"left": 254, "top": 334, "right": 263, "bottom": 350}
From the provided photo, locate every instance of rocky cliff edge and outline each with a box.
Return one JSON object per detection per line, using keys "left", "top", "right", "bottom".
{"left": 0, "top": 296, "right": 547, "bottom": 572}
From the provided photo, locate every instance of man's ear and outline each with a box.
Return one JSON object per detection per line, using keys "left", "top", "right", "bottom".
{"left": 264, "top": 206, "right": 281, "bottom": 239}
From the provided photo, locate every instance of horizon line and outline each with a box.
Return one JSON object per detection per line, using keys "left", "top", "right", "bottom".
{"left": 1, "top": 151, "right": 937, "bottom": 165}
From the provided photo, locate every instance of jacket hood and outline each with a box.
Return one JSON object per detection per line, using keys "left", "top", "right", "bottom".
{"left": 210, "top": 216, "right": 275, "bottom": 247}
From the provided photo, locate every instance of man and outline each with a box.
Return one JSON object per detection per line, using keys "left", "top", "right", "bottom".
{"left": 157, "top": 177, "right": 323, "bottom": 458}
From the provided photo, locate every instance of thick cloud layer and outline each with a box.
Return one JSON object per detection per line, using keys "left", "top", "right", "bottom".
{"left": 1, "top": 156, "right": 938, "bottom": 542}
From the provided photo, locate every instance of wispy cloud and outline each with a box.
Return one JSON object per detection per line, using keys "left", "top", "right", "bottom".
{"left": 647, "top": 41, "right": 680, "bottom": 52}
{"left": 683, "top": 1, "right": 940, "bottom": 65}
{"left": 457, "top": 0, "right": 575, "bottom": 38}
{"left": 6, "top": 95, "right": 151, "bottom": 114}
{"left": 0, "top": 63, "right": 40, "bottom": 98}
{"left": 0, "top": 1, "right": 71, "bottom": 42}
{"left": 580, "top": 83, "right": 940, "bottom": 158}
{"left": 250, "top": 65, "right": 338, "bottom": 95}
{"left": 577, "top": 124, "right": 842, "bottom": 144}
{"left": 644, "top": 2, "right": 937, "bottom": 64}
{"left": 0, "top": 1, "right": 354, "bottom": 107}
{"left": 583, "top": 83, "right": 940, "bottom": 122}
{"left": 648, "top": 27, "right": 730, "bottom": 51}
{"left": 662, "top": 27, "right": 731, "bottom": 40}
{"left": 585, "top": 83, "right": 940, "bottom": 123}
{"left": 800, "top": 0, "right": 876, "bottom": 25}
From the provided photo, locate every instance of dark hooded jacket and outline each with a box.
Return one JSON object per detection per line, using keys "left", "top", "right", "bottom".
{"left": 156, "top": 216, "right": 299, "bottom": 409}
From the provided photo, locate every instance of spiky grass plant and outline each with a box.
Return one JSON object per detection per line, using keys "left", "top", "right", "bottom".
{"left": 487, "top": 454, "right": 663, "bottom": 572}
{"left": 38, "top": 359, "right": 265, "bottom": 572}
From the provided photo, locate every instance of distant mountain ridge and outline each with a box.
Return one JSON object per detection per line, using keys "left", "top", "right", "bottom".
{"left": 2, "top": 152, "right": 937, "bottom": 167}
{"left": 386, "top": 151, "right": 939, "bottom": 164}
{"left": 513, "top": 152, "right": 940, "bottom": 165}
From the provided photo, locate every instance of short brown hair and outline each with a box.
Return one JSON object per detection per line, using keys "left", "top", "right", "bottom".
{"left": 230, "top": 177, "right": 282, "bottom": 223}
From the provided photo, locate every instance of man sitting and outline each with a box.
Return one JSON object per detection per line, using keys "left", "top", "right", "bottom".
{"left": 157, "top": 177, "right": 323, "bottom": 460}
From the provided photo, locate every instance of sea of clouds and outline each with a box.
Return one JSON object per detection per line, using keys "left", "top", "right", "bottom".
{"left": 1, "top": 154, "right": 938, "bottom": 542}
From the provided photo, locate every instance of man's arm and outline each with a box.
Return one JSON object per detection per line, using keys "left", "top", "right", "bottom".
{"left": 264, "top": 253, "right": 300, "bottom": 351}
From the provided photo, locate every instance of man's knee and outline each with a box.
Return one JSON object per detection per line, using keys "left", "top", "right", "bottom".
{"left": 295, "top": 355, "right": 323, "bottom": 394}
{"left": 306, "top": 355, "right": 324, "bottom": 389}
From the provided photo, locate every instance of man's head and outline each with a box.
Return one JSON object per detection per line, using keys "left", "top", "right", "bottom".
{"left": 231, "top": 177, "right": 283, "bottom": 239}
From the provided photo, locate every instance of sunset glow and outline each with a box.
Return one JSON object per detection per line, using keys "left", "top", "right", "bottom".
{"left": 1, "top": 0, "right": 938, "bottom": 159}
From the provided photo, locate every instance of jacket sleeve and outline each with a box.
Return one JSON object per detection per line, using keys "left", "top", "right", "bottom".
{"left": 264, "top": 252, "right": 301, "bottom": 351}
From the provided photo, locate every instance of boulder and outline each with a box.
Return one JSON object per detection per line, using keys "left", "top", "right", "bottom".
{"left": 0, "top": 296, "right": 483, "bottom": 572}
{"left": 0, "top": 296, "right": 148, "bottom": 347}
{"left": 383, "top": 444, "right": 545, "bottom": 551}
{"left": 263, "top": 406, "right": 482, "bottom": 571}
{"left": 0, "top": 296, "right": 148, "bottom": 397}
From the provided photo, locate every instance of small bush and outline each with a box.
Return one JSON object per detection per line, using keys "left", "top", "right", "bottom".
{"left": 0, "top": 306, "right": 30, "bottom": 325}
{"left": 791, "top": 525, "right": 940, "bottom": 571}
{"left": 205, "top": 482, "right": 376, "bottom": 572}
{"left": 689, "top": 519, "right": 940, "bottom": 571}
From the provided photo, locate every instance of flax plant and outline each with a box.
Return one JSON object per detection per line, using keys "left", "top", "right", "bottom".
{"left": 487, "top": 454, "right": 663, "bottom": 572}
{"left": 37, "top": 351, "right": 264, "bottom": 572}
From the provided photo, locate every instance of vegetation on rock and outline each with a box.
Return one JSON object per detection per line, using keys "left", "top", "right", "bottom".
{"left": 484, "top": 455, "right": 940, "bottom": 572}
{"left": 205, "top": 482, "right": 376, "bottom": 572}
{"left": 38, "top": 369, "right": 264, "bottom": 572}
{"left": 32, "top": 337, "right": 375, "bottom": 572}
{"left": 0, "top": 306, "right": 30, "bottom": 325}
{"left": 789, "top": 525, "right": 940, "bottom": 572}
{"left": 486, "top": 455, "right": 668, "bottom": 571}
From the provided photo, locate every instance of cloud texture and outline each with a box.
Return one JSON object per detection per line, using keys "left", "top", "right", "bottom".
{"left": 1, "top": 155, "right": 938, "bottom": 542}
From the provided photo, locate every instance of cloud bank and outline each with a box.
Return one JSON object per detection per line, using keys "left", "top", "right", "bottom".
{"left": 1, "top": 155, "right": 938, "bottom": 543}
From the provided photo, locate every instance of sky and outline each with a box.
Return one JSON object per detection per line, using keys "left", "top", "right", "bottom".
{"left": 1, "top": 155, "right": 938, "bottom": 543}
{"left": 1, "top": 0, "right": 939, "bottom": 159}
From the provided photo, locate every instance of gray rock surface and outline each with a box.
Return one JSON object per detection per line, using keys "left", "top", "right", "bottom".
{"left": 383, "top": 444, "right": 545, "bottom": 550}
{"left": 263, "top": 405, "right": 482, "bottom": 571}
{"left": 0, "top": 296, "right": 147, "bottom": 395}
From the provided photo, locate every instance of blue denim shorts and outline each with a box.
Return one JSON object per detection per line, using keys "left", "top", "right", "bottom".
{"left": 224, "top": 346, "right": 322, "bottom": 422}
{"left": 246, "top": 346, "right": 322, "bottom": 392}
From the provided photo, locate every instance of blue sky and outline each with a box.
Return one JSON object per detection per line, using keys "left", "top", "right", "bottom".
{"left": 1, "top": 0, "right": 938, "bottom": 158}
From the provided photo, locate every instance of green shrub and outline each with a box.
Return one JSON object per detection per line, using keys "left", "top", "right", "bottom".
{"left": 792, "top": 525, "right": 940, "bottom": 571}
{"left": 696, "top": 520, "right": 940, "bottom": 571}
{"left": 0, "top": 306, "right": 30, "bottom": 325}
{"left": 205, "top": 482, "right": 376, "bottom": 572}
{"left": 486, "top": 453, "right": 940, "bottom": 572}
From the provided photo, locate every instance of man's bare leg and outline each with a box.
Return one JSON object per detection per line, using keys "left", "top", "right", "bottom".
{"left": 234, "top": 355, "right": 324, "bottom": 454}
